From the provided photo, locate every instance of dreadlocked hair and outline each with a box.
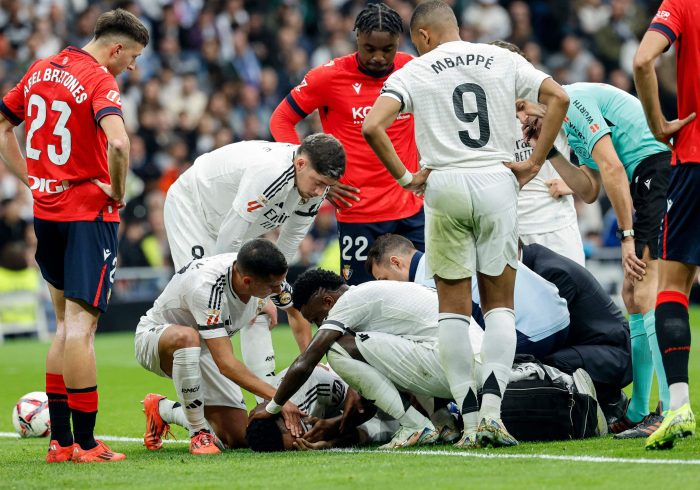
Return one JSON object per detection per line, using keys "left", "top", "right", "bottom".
{"left": 354, "top": 2, "right": 404, "bottom": 35}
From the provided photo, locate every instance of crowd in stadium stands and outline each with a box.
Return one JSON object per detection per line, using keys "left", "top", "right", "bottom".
{"left": 0, "top": 0, "right": 678, "bottom": 275}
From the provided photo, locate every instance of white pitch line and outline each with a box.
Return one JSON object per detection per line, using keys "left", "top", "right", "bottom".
{"left": 2, "top": 432, "right": 698, "bottom": 465}
{"left": 330, "top": 448, "right": 700, "bottom": 466}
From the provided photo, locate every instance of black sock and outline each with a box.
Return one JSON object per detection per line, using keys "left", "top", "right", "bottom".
{"left": 655, "top": 299, "right": 691, "bottom": 385}
{"left": 67, "top": 386, "right": 98, "bottom": 450}
{"left": 46, "top": 393, "right": 73, "bottom": 447}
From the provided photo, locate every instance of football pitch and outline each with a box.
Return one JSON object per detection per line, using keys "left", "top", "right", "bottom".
{"left": 2, "top": 314, "right": 700, "bottom": 490}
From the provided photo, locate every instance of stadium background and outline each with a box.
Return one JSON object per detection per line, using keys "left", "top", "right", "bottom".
{"left": 0, "top": 0, "right": 691, "bottom": 338}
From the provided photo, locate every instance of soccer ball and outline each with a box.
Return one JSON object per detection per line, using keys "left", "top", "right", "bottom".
{"left": 12, "top": 392, "right": 51, "bottom": 438}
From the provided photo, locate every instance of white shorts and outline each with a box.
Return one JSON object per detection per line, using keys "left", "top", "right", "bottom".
{"left": 424, "top": 167, "right": 519, "bottom": 280}
{"left": 520, "top": 222, "right": 585, "bottom": 266}
{"left": 164, "top": 188, "right": 216, "bottom": 270}
{"left": 134, "top": 322, "right": 246, "bottom": 409}
{"left": 354, "top": 332, "right": 452, "bottom": 399}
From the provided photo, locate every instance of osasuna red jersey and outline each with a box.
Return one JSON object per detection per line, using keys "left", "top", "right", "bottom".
{"left": 0, "top": 47, "right": 123, "bottom": 221}
{"left": 287, "top": 52, "right": 421, "bottom": 224}
{"left": 648, "top": 0, "right": 700, "bottom": 165}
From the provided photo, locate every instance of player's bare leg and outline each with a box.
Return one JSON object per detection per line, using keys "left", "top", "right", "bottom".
{"left": 204, "top": 406, "right": 248, "bottom": 448}
{"left": 45, "top": 285, "right": 75, "bottom": 462}
{"left": 156, "top": 325, "right": 221, "bottom": 454}
{"left": 61, "top": 297, "right": 125, "bottom": 462}
{"left": 646, "top": 260, "right": 696, "bottom": 449}
{"left": 435, "top": 276, "right": 479, "bottom": 447}
{"left": 476, "top": 266, "right": 518, "bottom": 447}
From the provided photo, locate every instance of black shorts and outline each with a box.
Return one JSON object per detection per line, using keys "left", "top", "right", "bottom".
{"left": 630, "top": 151, "right": 671, "bottom": 259}
{"left": 337, "top": 208, "right": 425, "bottom": 285}
{"left": 660, "top": 162, "right": 700, "bottom": 266}
{"left": 34, "top": 218, "right": 119, "bottom": 313}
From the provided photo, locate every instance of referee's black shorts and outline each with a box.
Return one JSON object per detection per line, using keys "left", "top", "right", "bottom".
{"left": 630, "top": 151, "right": 671, "bottom": 260}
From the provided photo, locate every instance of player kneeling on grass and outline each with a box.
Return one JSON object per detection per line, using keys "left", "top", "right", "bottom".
{"left": 135, "top": 239, "right": 305, "bottom": 454}
{"left": 246, "top": 366, "right": 398, "bottom": 451}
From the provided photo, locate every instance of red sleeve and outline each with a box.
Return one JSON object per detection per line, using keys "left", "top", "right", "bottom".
{"left": 287, "top": 63, "right": 332, "bottom": 116}
{"left": 648, "top": 0, "right": 683, "bottom": 47}
{"left": 0, "top": 70, "right": 33, "bottom": 126}
{"left": 270, "top": 98, "right": 303, "bottom": 144}
{"left": 91, "top": 72, "right": 123, "bottom": 124}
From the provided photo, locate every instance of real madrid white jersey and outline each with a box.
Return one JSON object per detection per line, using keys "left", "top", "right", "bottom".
{"left": 381, "top": 41, "right": 550, "bottom": 170}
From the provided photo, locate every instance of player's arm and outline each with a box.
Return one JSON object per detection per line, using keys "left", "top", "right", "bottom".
{"left": 269, "top": 97, "right": 304, "bottom": 144}
{"left": 362, "top": 96, "right": 428, "bottom": 192}
{"left": 268, "top": 329, "right": 342, "bottom": 408}
{"left": 590, "top": 135, "right": 645, "bottom": 280}
{"left": 215, "top": 208, "right": 253, "bottom": 254}
{"left": 94, "top": 114, "right": 130, "bottom": 204}
{"left": 547, "top": 150, "right": 601, "bottom": 203}
{"left": 287, "top": 307, "right": 312, "bottom": 351}
{"left": 205, "top": 335, "right": 277, "bottom": 400}
{"left": 0, "top": 114, "right": 29, "bottom": 187}
{"left": 633, "top": 30, "right": 695, "bottom": 146}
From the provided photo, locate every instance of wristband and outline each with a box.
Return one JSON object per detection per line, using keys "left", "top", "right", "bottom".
{"left": 265, "top": 400, "right": 283, "bottom": 414}
{"left": 396, "top": 169, "right": 413, "bottom": 187}
{"left": 546, "top": 146, "right": 559, "bottom": 160}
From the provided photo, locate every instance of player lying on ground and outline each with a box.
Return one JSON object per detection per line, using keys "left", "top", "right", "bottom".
{"left": 135, "top": 239, "right": 304, "bottom": 455}
{"left": 251, "top": 269, "right": 605, "bottom": 449}
{"left": 513, "top": 80, "right": 673, "bottom": 437}
{"left": 365, "top": 234, "right": 632, "bottom": 425}
{"left": 163, "top": 133, "right": 346, "bottom": 383}
{"left": 246, "top": 366, "right": 399, "bottom": 451}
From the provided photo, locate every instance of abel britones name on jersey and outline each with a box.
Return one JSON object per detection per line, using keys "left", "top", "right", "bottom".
{"left": 21, "top": 67, "right": 88, "bottom": 103}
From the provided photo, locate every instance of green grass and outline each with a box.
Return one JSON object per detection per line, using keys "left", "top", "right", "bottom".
{"left": 2, "top": 312, "right": 700, "bottom": 489}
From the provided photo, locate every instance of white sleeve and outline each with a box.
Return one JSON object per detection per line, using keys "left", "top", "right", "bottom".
{"left": 214, "top": 207, "right": 253, "bottom": 255}
{"left": 186, "top": 282, "right": 229, "bottom": 340}
{"left": 379, "top": 69, "right": 413, "bottom": 114}
{"left": 319, "top": 290, "right": 370, "bottom": 335}
{"left": 512, "top": 52, "right": 551, "bottom": 102}
{"left": 275, "top": 196, "right": 324, "bottom": 264}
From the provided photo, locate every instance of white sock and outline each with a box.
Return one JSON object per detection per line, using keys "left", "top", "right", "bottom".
{"left": 669, "top": 382, "right": 690, "bottom": 410}
{"left": 327, "top": 348, "right": 432, "bottom": 430}
{"left": 159, "top": 398, "right": 190, "bottom": 429}
{"left": 438, "top": 313, "right": 478, "bottom": 433}
{"left": 480, "top": 308, "right": 516, "bottom": 421}
{"left": 240, "top": 315, "right": 276, "bottom": 378}
{"left": 172, "top": 347, "right": 207, "bottom": 436}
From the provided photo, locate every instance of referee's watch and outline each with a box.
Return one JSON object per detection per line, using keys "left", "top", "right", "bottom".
{"left": 616, "top": 229, "right": 635, "bottom": 241}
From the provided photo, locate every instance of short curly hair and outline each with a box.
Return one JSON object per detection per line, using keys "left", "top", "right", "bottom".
{"left": 246, "top": 418, "right": 284, "bottom": 452}
{"left": 291, "top": 269, "right": 345, "bottom": 310}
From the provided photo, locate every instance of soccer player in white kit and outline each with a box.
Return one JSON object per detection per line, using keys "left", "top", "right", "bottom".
{"left": 164, "top": 133, "right": 346, "bottom": 382}
{"left": 362, "top": 0, "right": 569, "bottom": 447}
{"left": 135, "top": 239, "right": 304, "bottom": 454}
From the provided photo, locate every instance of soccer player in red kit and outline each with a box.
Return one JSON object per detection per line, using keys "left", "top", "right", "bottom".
{"left": 633, "top": 0, "right": 698, "bottom": 449}
{"left": 0, "top": 9, "right": 148, "bottom": 462}
{"left": 270, "top": 3, "right": 427, "bottom": 285}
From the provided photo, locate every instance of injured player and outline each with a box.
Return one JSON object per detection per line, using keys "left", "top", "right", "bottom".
{"left": 251, "top": 269, "right": 606, "bottom": 449}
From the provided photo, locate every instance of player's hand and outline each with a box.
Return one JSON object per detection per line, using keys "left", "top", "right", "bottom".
{"left": 251, "top": 302, "right": 277, "bottom": 328}
{"left": 516, "top": 99, "right": 547, "bottom": 122}
{"left": 653, "top": 113, "right": 696, "bottom": 149}
{"left": 339, "top": 389, "right": 365, "bottom": 433}
{"left": 545, "top": 179, "right": 573, "bottom": 199}
{"left": 293, "top": 437, "right": 332, "bottom": 451}
{"left": 91, "top": 179, "right": 125, "bottom": 208}
{"left": 281, "top": 401, "right": 307, "bottom": 438}
{"left": 621, "top": 238, "right": 646, "bottom": 281}
{"left": 304, "top": 416, "right": 340, "bottom": 443}
{"left": 405, "top": 167, "right": 431, "bottom": 196}
{"left": 327, "top": 182, "right": 360, "bottom": 209}
{"left": 505, "top": 158, "right": 541, "bottom": 189}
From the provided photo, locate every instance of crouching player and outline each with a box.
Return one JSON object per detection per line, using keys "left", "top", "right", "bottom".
{"left": 135, "top": 239, "right": 304, "bottom": 454}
